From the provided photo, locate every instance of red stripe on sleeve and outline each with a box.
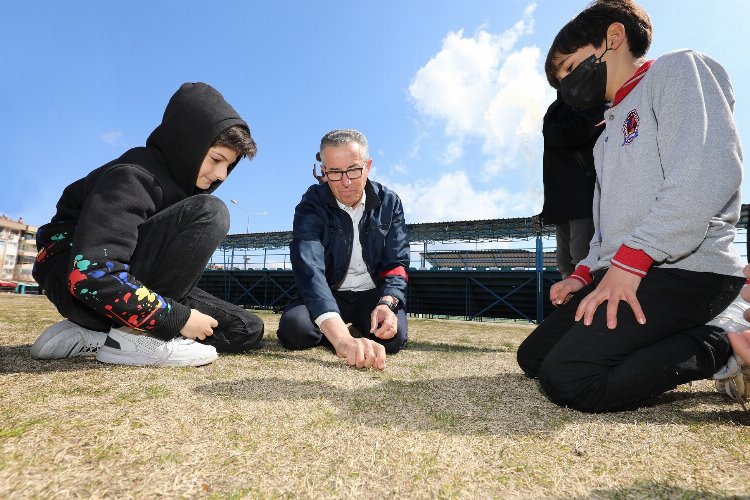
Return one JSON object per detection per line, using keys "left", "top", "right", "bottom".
{"left": 569, "top": 265, "right": 593, "bottom": 286}
{"left": 610, "top": 244, "right": 654, "bottom": 277}
{"left": 380, "top": 266, "right": 409, "bottom": 282}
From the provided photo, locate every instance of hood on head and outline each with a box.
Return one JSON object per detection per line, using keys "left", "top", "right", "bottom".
{"left": 146, "top": 82, "right": 249, "bottom": 195}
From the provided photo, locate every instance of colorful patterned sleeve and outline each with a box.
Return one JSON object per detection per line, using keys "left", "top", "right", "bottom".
{"left": 66, "top": 166, "right": 191, "bottom": 339}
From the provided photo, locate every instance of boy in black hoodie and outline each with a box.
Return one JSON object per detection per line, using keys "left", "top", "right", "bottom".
{"left": 30, "top": 82, "right": 264, "bottom": 366}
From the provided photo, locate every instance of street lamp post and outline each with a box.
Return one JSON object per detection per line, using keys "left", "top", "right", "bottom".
{"left": 230, "top": 199, "right": 268, "bottom": 270}
{"left": 230, "top": 199, "right": 251, "bottom": 234}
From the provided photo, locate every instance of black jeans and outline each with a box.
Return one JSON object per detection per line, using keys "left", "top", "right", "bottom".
{"left": 35, "top": 195, "right": 263, "bottom": 352}
{"left": 516, "top": 268, "right": 744, "bottom": 413}
{"left": 277, "top": 288, "right": 408, "bottom": 354}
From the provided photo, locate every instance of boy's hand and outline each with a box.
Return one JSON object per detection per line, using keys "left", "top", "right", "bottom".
{"left": 550, "top": 278, "right": 584, "bottom": 306}
{"left": 180, "top": 309, "right": 218, "bottom": 340}
{"left": 576, "top": 266, "right": 645, "bottom": 329}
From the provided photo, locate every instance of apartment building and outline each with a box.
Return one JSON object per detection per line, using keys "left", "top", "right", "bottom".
{"left": 0, "top": 215, "right": 37, "bottom": 284}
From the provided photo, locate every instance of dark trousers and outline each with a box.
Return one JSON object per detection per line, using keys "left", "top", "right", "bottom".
{"left": 516, "top": 268, "right": 744, "bottom": 413}
{"left": 35, "top": 195, "right": 263, "bottom": 353}
{"left": 277, "top": 287, "right": 408, "bottom": 354}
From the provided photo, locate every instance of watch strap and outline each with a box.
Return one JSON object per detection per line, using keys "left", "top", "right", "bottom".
{"left": 377, "top": 298, "right": 398, "bottom": 312}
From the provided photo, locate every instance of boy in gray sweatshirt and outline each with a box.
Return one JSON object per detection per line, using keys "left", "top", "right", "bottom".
{"left": 516, "top": 0, "right": 747, "bottom": 412}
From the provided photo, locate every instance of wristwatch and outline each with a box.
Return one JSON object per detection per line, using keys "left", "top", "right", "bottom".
{"left": 377, "top": 297, "right": 399, "bottom": 312}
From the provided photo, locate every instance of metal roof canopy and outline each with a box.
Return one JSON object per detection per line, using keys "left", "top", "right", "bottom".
{"left": 219, "top": 216, "right": 556, "bottom": 251}
{"left": 219, "top": 204, "right": 750, "bottom": 251}
{"left": 422, "top": 249, "right": 557, "bottom": 269}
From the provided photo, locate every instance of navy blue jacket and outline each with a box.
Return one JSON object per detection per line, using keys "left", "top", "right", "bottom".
{"left": 290, "top": 180, "right": 410, "bottom": 320}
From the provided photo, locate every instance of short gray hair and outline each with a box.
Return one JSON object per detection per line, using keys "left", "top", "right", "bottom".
{"left": 319, "top": 129, "right": 369, "bottom": 162}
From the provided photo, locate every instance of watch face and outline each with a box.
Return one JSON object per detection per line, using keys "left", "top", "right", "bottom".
{"left": 379, "top": 299, "right": 397, "bottom": 311}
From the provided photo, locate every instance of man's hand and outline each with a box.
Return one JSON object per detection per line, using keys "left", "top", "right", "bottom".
{"left": 334, "top": 335, "right": 386, "bottom": 370}
{"left": 576, "top": 266, "right": 645, "bottom": 329}
{"left": 320, "top": 316, "right": 386, "bottom": 370}
{"left": 180, "top": 309, "right": 218, "bottom": 340}
{"left": 550, "top": 278, "right": 584, "bottom": 307}
{"left": 370, "top": 302, "right": 398, "bottom": 340}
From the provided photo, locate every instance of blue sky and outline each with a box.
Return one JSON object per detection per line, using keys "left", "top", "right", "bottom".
{"left": 2, "top": 0, "right": 749, "bottom": 237}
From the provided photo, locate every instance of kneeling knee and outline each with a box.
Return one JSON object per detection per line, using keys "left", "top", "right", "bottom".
{"left": 537, "top": 363, "right": 607, "bottom": 413}
{"left": 192, "top": 195, "right": 230, "bottom": 234}
{"left": 516, "top": 341, "right": 539, "bottom": 378}
{"left": 381, "top": 330, "right": 408, "bottom": 354}
{"left": 277, "top": 314, "right": 320, "bottom": 351}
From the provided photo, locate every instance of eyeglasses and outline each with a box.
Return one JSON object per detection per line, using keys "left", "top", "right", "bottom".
{"left": 323, "top": 164, "right": 365, "bottom": 181}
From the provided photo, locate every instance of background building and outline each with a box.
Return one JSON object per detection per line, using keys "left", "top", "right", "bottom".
{"left": 0, "top": 215, "right": 37, "bottom": 284}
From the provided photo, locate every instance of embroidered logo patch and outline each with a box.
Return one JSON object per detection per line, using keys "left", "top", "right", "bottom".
{"left": 622, "top": 109, "right": 639, "bottom": 145}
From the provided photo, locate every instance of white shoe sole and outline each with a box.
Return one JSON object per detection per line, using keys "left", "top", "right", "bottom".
{"left": 95, "top": 346, "right": 218, "bottom": 367}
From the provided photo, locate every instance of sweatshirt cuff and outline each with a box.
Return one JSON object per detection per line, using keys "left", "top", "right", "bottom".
{"left": 149, "top": 301, "right": 191, "bottom": 341}
{"left": 568, "top": 265, "right": 593, "bottom": 286}
{"left": 610, "top": 244, "right": 654, "bottom": 278}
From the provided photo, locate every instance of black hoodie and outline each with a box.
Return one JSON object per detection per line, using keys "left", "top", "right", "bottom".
{"left": 540, "top": 92, "right": 605, "bottom": 224}
{"left": 32, "top": 83, "right": 248, "bottom": 337}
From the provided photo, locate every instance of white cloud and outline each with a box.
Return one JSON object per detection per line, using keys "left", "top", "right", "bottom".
{"left": 100, "top": 131, "right": 122, "bottom": 146}
{"left": 392, "top": 171, "right": 542, "bottom": 224}
{"left": 440, "top": 140, "right": 464, "bottom": 165}
{"left": 408, "top": 2, "right": 554, "bottom": 176}
{"left": 392, "top": 163, "right": 408, "bottom": 174}
{"left": 407, "top": 129, "right": 426, "bottom": 160}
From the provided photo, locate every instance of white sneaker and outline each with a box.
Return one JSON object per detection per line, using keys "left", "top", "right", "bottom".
{"left": 714, "top": 358, "right": 750, "bottom": 411}
{"left": 30, "top": 320, "right": 108, "bottom": 359}
{"left": 710, "top": 293, "right": 750, "bottom": 408}
{"left": 95, "top": 327, "right": 218, "bottom": 367}
{"left": 707, "top": 294, "right": 750, "bottom": 333}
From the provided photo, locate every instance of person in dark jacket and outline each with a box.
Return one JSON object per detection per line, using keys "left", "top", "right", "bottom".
{"left": 30, "top": 82, "right": 264, "bottom": 366}
{"left": 277, "top": 129, "right": 410, "bottom": 370}
{"left": 541, "top": 91, "right": 606, "bottom": 278}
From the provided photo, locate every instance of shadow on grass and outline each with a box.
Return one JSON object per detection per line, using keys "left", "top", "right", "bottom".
{"left": 193, "top": 373, "right": 750, "bottom": 436}
{"left": 578, "top": 480, "right": 746, "bottom": 499}
{"left": 0, "top": 345, "right": 102, "bottom": 373}
{"left": 404, "top": 339, "right": 512, "bottom": 354}
{"left": 246, "top": 339, "right": 507, "bottom": 366}
{"left": 639, "top": 390, "right": 750, "bottom": 424}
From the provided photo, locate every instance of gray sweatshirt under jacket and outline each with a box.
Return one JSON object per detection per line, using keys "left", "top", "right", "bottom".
{"left": 579, "top": 49, "right": 744, "bottom": 278}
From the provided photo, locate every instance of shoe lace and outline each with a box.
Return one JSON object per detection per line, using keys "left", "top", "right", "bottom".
{"left": 161, "top": 336, "right": 196, "bottom": 359}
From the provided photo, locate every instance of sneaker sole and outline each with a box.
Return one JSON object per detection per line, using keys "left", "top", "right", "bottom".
{"left": 95, "top": 346, "right": 218, "bottom": 367}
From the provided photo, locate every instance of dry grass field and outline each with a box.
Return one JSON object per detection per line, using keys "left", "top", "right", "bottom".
{"left": 1, "top": 293, "right": 749, "bottom": 499}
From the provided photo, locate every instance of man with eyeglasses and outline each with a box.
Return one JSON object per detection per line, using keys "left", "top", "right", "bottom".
{"left": 277, "top": 129, "right": 410, "bottom": 370}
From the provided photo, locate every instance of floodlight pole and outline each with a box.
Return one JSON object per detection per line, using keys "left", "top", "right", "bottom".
{"left": 230, "top": 200, "right": 268, "bottom": 234}
{"left": 533, "top": 215, "right": 544, "bottom": 324}
{"left": 230, "top": 199, "right": 251, "bottom": 234}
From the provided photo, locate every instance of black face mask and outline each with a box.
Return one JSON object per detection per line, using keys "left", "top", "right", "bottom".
{"left": 559, "top": 46, "right": 609, "bottom": 110}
